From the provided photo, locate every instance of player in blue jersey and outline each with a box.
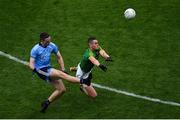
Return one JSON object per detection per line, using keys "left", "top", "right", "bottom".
{"left": 29, "top": 32, "right": 89, "bottom": 113}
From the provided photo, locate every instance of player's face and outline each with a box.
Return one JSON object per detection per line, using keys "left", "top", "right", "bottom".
{"left": 90, "top": 40, "right": 99, "bottom": 50}
{"left": 43, "top": 36, "right": 51, "bottom": 46}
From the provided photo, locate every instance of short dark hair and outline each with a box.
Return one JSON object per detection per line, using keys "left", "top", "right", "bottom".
{"left": 40, "top": 32, "right": 50, "bottom": 40}
{"left": 88, "top": 37, "right": 96, "bottom": 43}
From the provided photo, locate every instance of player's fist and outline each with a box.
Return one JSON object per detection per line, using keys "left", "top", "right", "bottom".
{"left": 70, "top": 67, "right": 77, "bottom": 72}
{"left": 33, "top": 68, "right": 37, "bottom": 73}
{"left": 106, "top": 56, "right": 113, "bottom": 62}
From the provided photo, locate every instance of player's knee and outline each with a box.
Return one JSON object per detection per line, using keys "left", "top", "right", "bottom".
{"left": 57, "top": 87, "right": 66, "bottom": 93}
{"left": 90, "top": 93, "right": 97, "bottom": 98}
{"left": 60, "top": 87, "right": 66, "bottom": 93}
{"left": 61, "top": 87, "right": 66, "bottom": 93}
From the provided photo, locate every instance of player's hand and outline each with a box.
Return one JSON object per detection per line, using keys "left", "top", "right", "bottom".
{"left": 70, "top": 67, "right": 77, "bottom": 72}
{"left": 106, "top": 56, "right": 113, "bottom": 62}
{"left": 33, "top": 68, "right": 37, "bottom": 73}
{"left": 99, "top": 64, "right": 107, "bottom": 72}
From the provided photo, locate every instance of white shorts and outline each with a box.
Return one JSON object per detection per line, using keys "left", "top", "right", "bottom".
{"left": 76, "top": 64, "right": 92, "bottom": 79}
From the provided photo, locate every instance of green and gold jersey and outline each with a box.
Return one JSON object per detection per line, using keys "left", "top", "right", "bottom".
{"left": 80, "top": 46, "right": 102, "bottom": 73}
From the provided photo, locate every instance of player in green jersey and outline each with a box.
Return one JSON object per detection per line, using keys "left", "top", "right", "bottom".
{"left": 71, "top": 37, "right": 112, "bottom": 98}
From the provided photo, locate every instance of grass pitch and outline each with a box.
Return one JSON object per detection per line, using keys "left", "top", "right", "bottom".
{"left": 0, "top": 0, "right": 180, "bottom": 118}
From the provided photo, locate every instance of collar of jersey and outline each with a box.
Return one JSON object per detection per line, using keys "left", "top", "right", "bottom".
{"left": 39, "top": 43, "right": 48, "bottom": 48}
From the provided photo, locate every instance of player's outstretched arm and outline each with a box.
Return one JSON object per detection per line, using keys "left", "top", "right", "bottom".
{"left": 56, "top": 51, "right": 68, "bottom": 74}
{"left": 89, "top": 56, "right": 107, "bottom": 72}
{"left": 56, "top": 51, "right": 65, "bottom": 70}
{"left": 99, "top": 49, "right": 113, "bottom": 61}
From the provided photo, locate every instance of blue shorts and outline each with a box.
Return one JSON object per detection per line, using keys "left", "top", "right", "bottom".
{"left": 36, "top": 66, "right": 52, "bottom": 82}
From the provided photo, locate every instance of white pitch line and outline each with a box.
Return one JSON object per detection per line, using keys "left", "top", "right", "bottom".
{"left": 92, "top": 83, "right": 180, "bottom": 107}
{"left": 0, "top": 50, "right": 180, "bottom": 107}
{"left": 0, "top": 51, "right": 29, "bottom": 66}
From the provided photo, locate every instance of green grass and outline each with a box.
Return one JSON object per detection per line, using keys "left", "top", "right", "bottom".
{"left": 0, "top": 0, "right": 180, "bottom": 118}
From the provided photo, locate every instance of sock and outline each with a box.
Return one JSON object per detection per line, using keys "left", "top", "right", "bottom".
{"left": 46, "top": 100, "right": 51, "bottom": 105}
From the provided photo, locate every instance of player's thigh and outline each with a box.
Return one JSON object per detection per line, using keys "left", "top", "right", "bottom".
{"left": 84, "top": 85, "right": 97, "bottom": 97}
{"left": 50, "top": 68, "right": 66, "bottom": 79}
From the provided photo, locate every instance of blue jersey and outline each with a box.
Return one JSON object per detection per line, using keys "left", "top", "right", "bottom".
{"left": 30, "top": 42, "right": 58, "bottom": 69}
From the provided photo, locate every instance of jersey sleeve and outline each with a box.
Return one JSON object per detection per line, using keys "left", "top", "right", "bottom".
{"left": 88, "top": 50, "right": 93, "bottom": 57}
{"left": 83, "top": 49, "right": 92, "bottom": 60}
{"left": 86, "top": 49, "right": 94, "bottom": 58}
{"left": 52, "top": 43, "right": 59, "bottom": 55}
{"left": 30, "top": 48, "right": 37, "bottom": 58}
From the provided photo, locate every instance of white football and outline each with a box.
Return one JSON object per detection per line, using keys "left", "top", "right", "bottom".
{"left": 124, "top": 8, "right": 136, "bottom": 19}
